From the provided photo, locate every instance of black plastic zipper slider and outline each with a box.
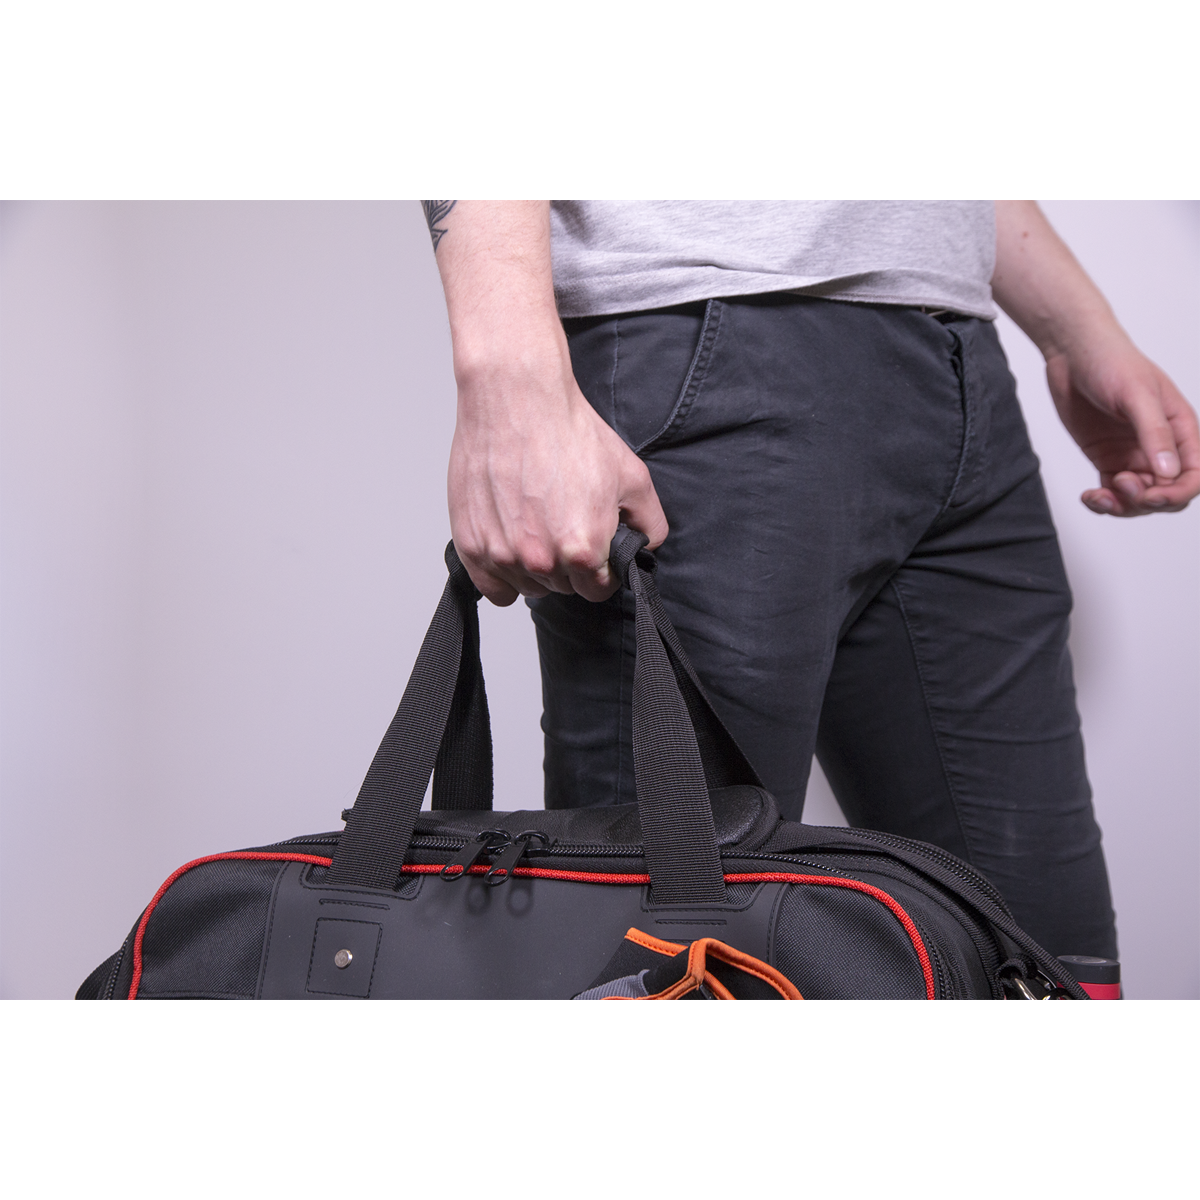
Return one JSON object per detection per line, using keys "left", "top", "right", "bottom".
{"left": 440, "top": 830, "right": 509, "bottom": 881}
{"left": 485, "top": 831, "right": 549, "bottom": 887}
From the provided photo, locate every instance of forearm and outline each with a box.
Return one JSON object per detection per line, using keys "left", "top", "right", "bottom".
{"left": 990, "top": 201, "right": 1198, "bottom": 515}
{"left": 426, "top": 200, "right": 569, "bottom": 392}
{"left": 421, "top": 199, "right": 668, "bottom": 602}
{"left": 992, "top": 201, "right": 1125, "bottom": 360}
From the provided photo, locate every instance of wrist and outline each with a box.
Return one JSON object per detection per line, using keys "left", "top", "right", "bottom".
{"left": 452, "top": 337, "right": 580, "bottom": 433}
{"left": 1031, "top": 303, "right": 1126, "bottom": 363}
{"left": 454, "top": 334, "right": 573, "bottom": 396}
{"left": 450, "top": 300, "right": 567, "bottom": 372}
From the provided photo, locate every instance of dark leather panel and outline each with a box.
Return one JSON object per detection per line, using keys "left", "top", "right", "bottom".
{"left": 305, "top": 919, "right": 382, "bottom": 997}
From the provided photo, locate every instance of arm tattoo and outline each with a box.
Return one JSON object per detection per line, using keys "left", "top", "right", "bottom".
{"left": 421, "top": 201, "right": 457, "bottom": 251}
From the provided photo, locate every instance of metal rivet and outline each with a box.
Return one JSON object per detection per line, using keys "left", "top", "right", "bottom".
{"left": 334, "top": 948, "right": 353, "bottom": 969}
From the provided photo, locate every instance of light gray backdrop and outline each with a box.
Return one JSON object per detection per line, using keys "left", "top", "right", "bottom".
{"left": 2, "top": 201, "right": 1196, "bottom": 998}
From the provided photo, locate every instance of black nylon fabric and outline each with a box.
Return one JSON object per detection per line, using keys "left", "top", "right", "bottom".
{"left": 772, "top": 885, "right": 928, "bottom": 999}
{"left": 137, "top": 860, "right": 282, "bottom": 999}
{"left": 758, "top": 821, "right": 1085, "bottom": 994}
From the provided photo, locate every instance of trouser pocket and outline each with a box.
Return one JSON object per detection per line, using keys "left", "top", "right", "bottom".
{"left": 562, "top": 299, "right": 720, "bottom": 452}
{"left": 946, "top": 318, "right": 994, "bottom": 510}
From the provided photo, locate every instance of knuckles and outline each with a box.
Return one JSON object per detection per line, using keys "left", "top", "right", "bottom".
{"left": 459, "top": 535, "right": 599, "bottom": 587}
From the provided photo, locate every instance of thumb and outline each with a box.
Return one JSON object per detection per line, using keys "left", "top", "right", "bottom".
{"left": 1124, "top": 384, "right": 1182, "bottom": 482}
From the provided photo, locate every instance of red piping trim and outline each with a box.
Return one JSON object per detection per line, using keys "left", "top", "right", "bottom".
{"left": 721, "top": 872, "right": 937, "bottom": 1000}
{"left": 128, "top": 852, "right": 332, "bottom": 1000}
{"left": 401, "top": 864, "right": 936, "bottom": 998}
{"left": 401, "top": 863, "right": 655, "bottom": 885}
{"left": 132, "top": 856, "right": 934, "bottom": 1000}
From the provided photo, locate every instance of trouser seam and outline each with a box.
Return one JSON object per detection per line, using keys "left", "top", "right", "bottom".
{"left": 887, "top": 576, "right": 976, "bottom": 863}
{"left": 635, "top": 298, "right": 723, "bottom": 454}
{"left": 933, "top": 324, "right": 973, "bottom": 521}
{"left": 609, "top": 317, "right": 621, "bottom": 430}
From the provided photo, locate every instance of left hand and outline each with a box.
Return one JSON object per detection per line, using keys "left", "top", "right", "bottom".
{"left": 1045, "top": 339, "right": 1200, "bottom": 517}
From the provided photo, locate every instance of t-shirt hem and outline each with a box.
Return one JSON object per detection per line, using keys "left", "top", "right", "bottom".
{"left": 555, "top": 277, "right": 996, "bottom": 321}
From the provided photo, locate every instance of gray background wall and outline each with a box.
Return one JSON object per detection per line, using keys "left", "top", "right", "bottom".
{"left": 1, "top": 201, "right": 1196, "bottom": 999}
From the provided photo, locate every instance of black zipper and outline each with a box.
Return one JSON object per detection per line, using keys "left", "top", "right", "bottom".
{"left": 103, "top": 935, "right": 131, "bottom": 1001}
{"left": 273, "top": 827, "right": 1008, "bottom": 912}
{"left": 832, "top": 827, "right": 1012, "bottom": 913}
{"left": 272, "top": 830, "right": 992, "bottom": 891}
{"left": 271, "top": 830, "right": 652, "bottom": 858}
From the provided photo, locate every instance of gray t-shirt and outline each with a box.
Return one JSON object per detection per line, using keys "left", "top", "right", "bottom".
{"left": 550, "top": 201, "right": 996, "bottom": 320}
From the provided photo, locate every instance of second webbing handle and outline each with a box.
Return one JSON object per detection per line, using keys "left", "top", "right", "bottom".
{"left": 611, "top": 525, "right": 762, "bottom": 904}
{"left": 326, "top": 544, "right": 491, "bottom": 889}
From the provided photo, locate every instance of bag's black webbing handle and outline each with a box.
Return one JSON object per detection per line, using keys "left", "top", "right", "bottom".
{"left": 612, "top": 530, "right": 762, "bottom": 794}
{"left": 611, "top": 528, "right": 726, "bottom": 903}
{"left": 326, "top": 545, "right": 492, "bottom": 888}
{"left": 331, "top": 529, "right": 760, "bottom": 901}
{"left": 430, "top": 553, "right": 493, "bottom": 814}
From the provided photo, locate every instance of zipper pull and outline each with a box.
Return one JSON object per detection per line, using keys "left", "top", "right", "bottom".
{"left": 440, "top": 830, "right": 509, "bottom": 881}
{"left": 484, "top": 831, "right": 549, "bottom": 887}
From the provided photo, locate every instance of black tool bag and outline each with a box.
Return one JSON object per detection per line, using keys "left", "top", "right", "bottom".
{"left": 77, "top": 529, "right": 1088, "bottom": 1001}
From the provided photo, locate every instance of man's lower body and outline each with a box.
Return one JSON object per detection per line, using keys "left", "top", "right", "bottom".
{"left": 530, "top": 293, "right": 1118, "bottom": 960}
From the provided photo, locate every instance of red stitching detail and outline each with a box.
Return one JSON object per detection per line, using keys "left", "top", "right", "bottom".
{"left": 128, "top": 852, "right": 332, "bottom": 1000}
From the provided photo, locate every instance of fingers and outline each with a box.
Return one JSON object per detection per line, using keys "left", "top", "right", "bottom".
{"left": 1083, "top": 468, "right": 1198, "bottom": 517}
{"left": 1083, "top": 365, "right": 1200, "bottom": 517}
{"left": 458, "top": 558, "right": 529, "bottom": 607}
{"left": 1085, "top": 473, "right": 1154, "bottom": 517}
{"left": 565, "top": 554, "right": 619, "bottom": 603}
{"left": 448, "top": 387, "right": 671, "bottom": 602}
{"left": 463, "top": 541, "right": 562, "bottom": 605}
{"left": 1083, "top": 475, "right": 1159, "bottom": 517}
{"left": 460, "top": 508, "right": 660, "bottom": 605}
{"left": 456, "top": 530, "right": 612, "bottom": 605}
{"left": 1081, "top": 487, "right": 1118, "bottom": 515}
{"left": 1122, "top": 374, "right": 1200, "bottom": 509}
{"left": 1143, "top": 374, "right": 1200, "bottom": 510}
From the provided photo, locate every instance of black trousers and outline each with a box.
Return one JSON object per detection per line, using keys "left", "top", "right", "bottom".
{"left": 530, "top": 294, "right": 1118, "bottom": 959}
